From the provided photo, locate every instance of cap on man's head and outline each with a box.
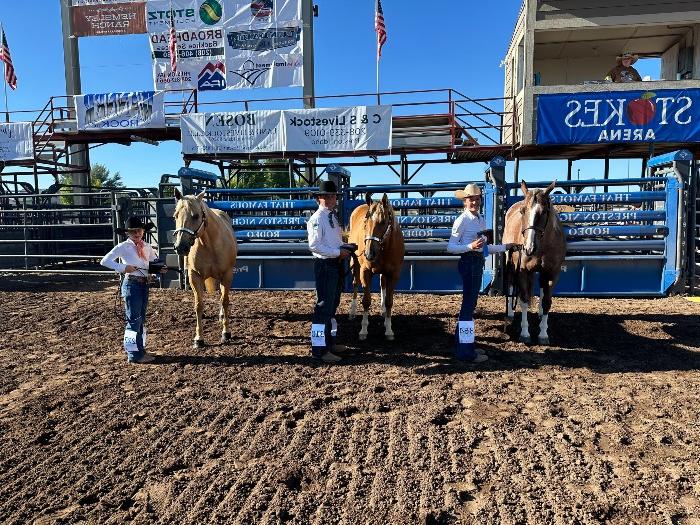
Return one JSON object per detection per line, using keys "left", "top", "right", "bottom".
{"left": 616, "top": 52, "right": 639, "bottom": 64}
{"left": 455, "top": 183, "right": 482, "bottom": 200}
{"left": 313, "top": 180, "right": 341, "bottom": 196}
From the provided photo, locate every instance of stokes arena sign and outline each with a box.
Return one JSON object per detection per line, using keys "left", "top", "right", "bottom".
{"left": 536, "top": 88, "right": 700, "bottom": 145}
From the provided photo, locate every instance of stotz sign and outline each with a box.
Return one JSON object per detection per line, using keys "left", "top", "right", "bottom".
{"left": 536, "top": 89, "right": 700, "bottom": 145}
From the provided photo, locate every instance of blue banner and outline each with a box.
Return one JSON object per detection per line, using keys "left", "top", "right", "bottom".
{"left": 536, "top": 88, "right": 700, "bottom": 144}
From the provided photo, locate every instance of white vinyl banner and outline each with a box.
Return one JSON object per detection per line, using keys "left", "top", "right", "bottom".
{"left": 181, "top": 110, "right": 284, "bottom": 154}
{"left": 181, "top": 105, "right": 392, "bottom": 154}
{"left": 0, "top": 123, "right": 34, "bottom": 161}
{"left": 75, "top": 91, "right": 166, "bottom": 130}
{"left": 73, "top": 0, "right": 142, "bottom": 5}
{"left": 224, "top": 0, "right": 301, "bottom": 28}
{"left": 284, "top": 105, "right": 392, "bottom": 152}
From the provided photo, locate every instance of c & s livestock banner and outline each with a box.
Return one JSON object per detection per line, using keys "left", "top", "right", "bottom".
{"left": 75, "top": 91, "right": 165, "bottom": 130}
{"left": 536, "top": 89, "right": 700, "bottom": 145}
{"left": 0, "top": 123, "right": 34, "bottom": 161}
{"left": 181, "top": 105, "right": 392, "bottom": 154}
{"left": 284, "top": 105, "right": 392, "bottom": 152}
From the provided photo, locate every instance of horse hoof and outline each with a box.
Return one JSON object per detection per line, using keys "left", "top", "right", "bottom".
{"left": 538, "top": 337, "right": 550, "bottom": 346}
{"left": 193, "top": 339, "right": 205, "bottom": 349}
{"left": 385, "top": 334, "right": 394, "bottom": 341}
{"left": 221, "top": 332, "right": 231, "bottom": 343}
{"left": 518, "top": 335, "right": 531, "bottom": 344}
{"left": 359, "top": 333, "right": 367, "bottom": 341}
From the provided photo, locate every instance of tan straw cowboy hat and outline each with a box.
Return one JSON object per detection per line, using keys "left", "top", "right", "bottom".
{"left": 455, "top": 183, "right": 482, "bottom": 200}
{"left": 616, "top": 52, "right": 639, "bottom": 65}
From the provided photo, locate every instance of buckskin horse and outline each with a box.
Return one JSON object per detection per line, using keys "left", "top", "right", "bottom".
{"left": 173, "top": 189, "right": 238, "bottom": 348}
{"left": 502, "top": 181, "right": 567, "bottom": 344}
{"left": 348, "top": 193, "right": 405, "bottom": 340}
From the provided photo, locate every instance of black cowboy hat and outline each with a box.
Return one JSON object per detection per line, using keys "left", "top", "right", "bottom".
{"left": 313, "top": 180, "right": 341, "bottom": 196}
{"left": 116, "top": 216, "right": 155, "bottom": 235}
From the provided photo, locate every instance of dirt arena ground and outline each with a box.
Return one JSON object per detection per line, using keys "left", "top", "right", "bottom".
{"left": 1, "top": 275, "right": 700, "bottom": 524}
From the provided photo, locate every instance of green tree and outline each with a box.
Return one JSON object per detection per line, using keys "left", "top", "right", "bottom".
{"left": 225, "top": 159, "right": 297, "bottom": 189}
{"left": 59, "top": 163, "right": 125, "bottom": 204}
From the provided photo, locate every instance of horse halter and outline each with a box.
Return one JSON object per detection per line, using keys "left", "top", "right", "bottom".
{"left": 365, "top": 207, "right": 393, "bottom": 246}
{"left": 521, "top": 200, "right": 550, "bottom": 238}
{"left": 173, "top": 200, "right": 207, "bottom": 239}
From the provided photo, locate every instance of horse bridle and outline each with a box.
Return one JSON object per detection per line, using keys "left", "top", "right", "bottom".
{"left": 365, "top": 207, "right": 393, "bottom": 246}
{"left": 521, "top": 201, "right": 550, "bottom": 239}
{"left": 173, "top": 200, "right": 207, "bottom": 239}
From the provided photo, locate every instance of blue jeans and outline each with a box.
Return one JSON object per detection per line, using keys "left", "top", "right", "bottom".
{"left": 121, "top": 279, "right": 149, "bottom": 362}
{"left": 311, "top": 258, "right": 343, "bottom": 357}
{"left": 454, "top": 254, "right": 484, "bottom": 360}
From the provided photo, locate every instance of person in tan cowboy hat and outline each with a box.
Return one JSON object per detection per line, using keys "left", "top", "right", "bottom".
{"left": 605, "top": 52, "right": 642, "bottom": 83}
{"left": 447, "top": 183, "right": 518, "bottom": 363}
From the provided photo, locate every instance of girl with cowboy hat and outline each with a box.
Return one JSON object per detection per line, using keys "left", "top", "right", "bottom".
{"left": 100, "top": 216, "right": 167, "bottom": 364}
{"left": 307, "top": 180, "right": 354, "bottom": 363}
{"left": 605, "top": 52, "right": 642, "bottom": 83}
{"left": 447, "top": 184, "right": 518, "bottom": 363}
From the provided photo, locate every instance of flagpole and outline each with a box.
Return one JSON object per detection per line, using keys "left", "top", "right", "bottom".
{"left": 1, "top": 23, "right": 8, "bottom": 122}
{"left": 376, "top": 53, "right": 380, "bottom": 104}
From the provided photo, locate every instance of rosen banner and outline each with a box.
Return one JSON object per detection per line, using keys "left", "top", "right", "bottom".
{"left": 536, "top": 88, "right": 700, "bottom": 145}
{"left": 181, "top": 111, "right": 284, "bottom": 154}
{"left": 181, "top": 105, "right": 392, "bottom": 154}
{"left": 0, "top": 123, "right": 34, "bottom": 161}
{"left": 75, "top": 91, "right": 165, "bottom": 130}
{"left": 71, "top": 1, "right": 146, "bottom": 36}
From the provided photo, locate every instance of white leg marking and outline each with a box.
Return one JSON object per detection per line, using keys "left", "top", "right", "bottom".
{"left": 384, "top": 315, "right": 394, "bottom": 340}
{"left": 538, "top": 313, "right": 549, "bottom": 344}
{"left": 506, "top": 285, "right": 514, "bottom": 319}
{"left": 359, "top": 312, "right": 369, "bottom": 340}
{"left": 380, "top": 286, "right": 386, "bottom": 315}
{"left": 519, "top": 298, "right": 530, "bottom": 341}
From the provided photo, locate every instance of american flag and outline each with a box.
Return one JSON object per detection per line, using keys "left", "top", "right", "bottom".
{"left": 1, "top": 29, "right": 16, "bottom": 90}
{"left": 168, "top": 6, "right": 177, "bottom": 72}
{"left": 375, "top": 0, "right": 387, "bottom": 58}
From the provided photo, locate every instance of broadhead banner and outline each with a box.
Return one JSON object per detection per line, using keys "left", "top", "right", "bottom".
{"left": 0, "top": 123, "right": 34, "bottom": 161}
{"left": 536, "top": 88, "right": 700, "bottom": 145}
{"left": 147, "top": 0, "right": 302, "bottom": 91}
{"left": 71, "top": 0, "right": 147, "bottom": 37}
{"left": 75, "top": 91, "right": 166, "bottom": 130}
{"left": 181, "top": 105, "right": 393, "bottom": 154}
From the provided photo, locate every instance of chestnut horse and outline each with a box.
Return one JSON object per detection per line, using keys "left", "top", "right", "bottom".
{"left": 173, "top": 189, "right": 238, "bottom": 348}
{"left": 348, "top": 193, "right": 404, "bottom": 340}
{"left": 502, "top": 181, "right": 566, "bottom": 344}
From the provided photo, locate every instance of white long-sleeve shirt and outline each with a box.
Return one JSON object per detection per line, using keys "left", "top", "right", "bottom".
{"left": 100, "top": 239, "right": 157, "bottom": 277}
{"left": 446, "top": 210, "right": 507, "bottom": 255}
{"left": 307, "top": 205, "right": 343, "bottom": 259}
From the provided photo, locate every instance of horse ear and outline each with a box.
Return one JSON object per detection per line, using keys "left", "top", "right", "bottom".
{"left": 365, "top": 192, "right": 373, "bottom": 207}
{"left": 544, "top": 180, "right": 557, "bottom": 196}
{"left": 381, "top": 193, "right": 389, "bottom": 207}
{"left": 174, "top": 188, "right": 182, "bottom": 201}
{"left": 195, "top": 191, "right": 207, "bottom": 200}
{"left": 520, "top": 181, "right": 529, "bottom": 196}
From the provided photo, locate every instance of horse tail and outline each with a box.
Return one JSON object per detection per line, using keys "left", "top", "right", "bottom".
{"left": 205, "top": 277, "right": 219, "bottom": 293}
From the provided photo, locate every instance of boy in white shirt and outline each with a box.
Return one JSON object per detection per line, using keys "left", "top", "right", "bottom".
{"left": 307, "top": 180, "right": 353, "bottom": 363}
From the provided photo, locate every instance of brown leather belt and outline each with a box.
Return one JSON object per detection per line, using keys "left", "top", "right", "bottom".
{"left": 126, "top": 275, "right": 149, "bottom": 283}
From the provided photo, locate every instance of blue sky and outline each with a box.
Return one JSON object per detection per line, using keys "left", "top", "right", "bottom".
{"left": 1, "top": 1, "right": 660, "bottom": 189}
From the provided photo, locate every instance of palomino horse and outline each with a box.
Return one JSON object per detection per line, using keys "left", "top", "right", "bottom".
{"left": 173, "top": 189, "right": 238, "bottom": 348}
{"left": 503, "top": 181, "right": 566, "bottom": 344}
{"left": 348, "top": 193, "right": 404, "bottom": 340}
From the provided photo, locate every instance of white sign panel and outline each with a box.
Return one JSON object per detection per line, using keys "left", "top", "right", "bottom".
{"left": 224, "top": 0, "right": 301, "bottom": 28}
{"left": 73, "top": 0, "right": 142, "bottom": 5}
{"left": 0, "top": 123, "right": 34, "bottom": 161}
{"left": 284, "top": 106, "right": 392, "bottom": 152}
{"left": 75, "top": 91, "right": 166, "bottom": 130}
{"left": 181, "top": 106, "right": 393, "bottom": 154}
{"left": 226, "top": 53, "right": 302, "bottom": 89}
{"left": 181, "top": 110, "right": 284, "bottom": 154}
{"left": 146, "top": 0, "right": 222, "bottom": 32}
